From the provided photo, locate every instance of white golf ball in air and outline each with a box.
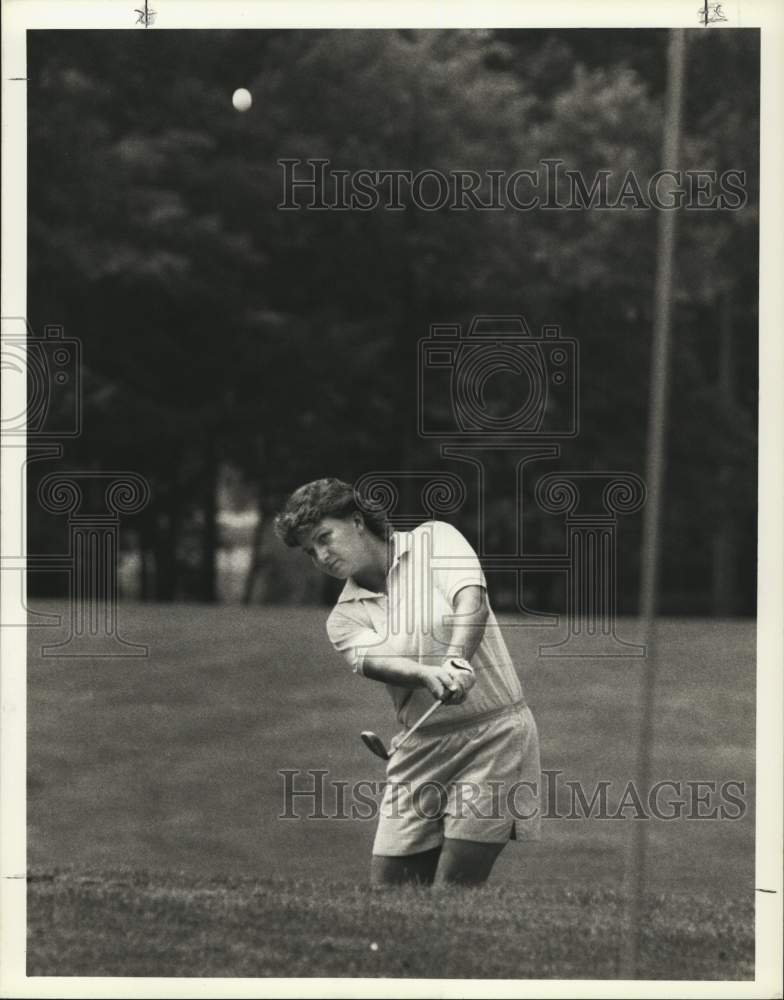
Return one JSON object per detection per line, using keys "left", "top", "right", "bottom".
{"left": 370, "top": 942, "right": 379, "bottom": 951}
{"left": 232, "top": 88, "right": 252, "bottom": 112}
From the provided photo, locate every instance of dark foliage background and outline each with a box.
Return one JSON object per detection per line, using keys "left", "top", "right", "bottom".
{"left": 27, "top": 28, "right": 758, "bottom": 614}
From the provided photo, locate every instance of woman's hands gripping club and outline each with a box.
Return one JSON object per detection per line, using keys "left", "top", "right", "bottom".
{"left": 421, "top": 657, "right": 476, "bottom": 705}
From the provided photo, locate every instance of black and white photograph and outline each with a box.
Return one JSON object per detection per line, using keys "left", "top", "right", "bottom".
{"left": 1, "top": 0, "right": 782, "bottom": 995}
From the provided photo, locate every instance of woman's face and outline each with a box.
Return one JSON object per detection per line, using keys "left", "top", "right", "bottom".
{"left": 297, "top": 515, "right": 371, "bottom": 580}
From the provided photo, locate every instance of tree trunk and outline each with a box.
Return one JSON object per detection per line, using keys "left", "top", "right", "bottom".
{"left": 241, "top": 492, "right": 266, "bottom": 605}
{"left": 200, "top": 437, "right": 219, "bottom": 602}
{"left": 150, "top": 460, "right": 184, "bottom": 601}
{"left": 139, "top": 517, "right": 152, "bottom": 601}
{"left": 153, "top": 508, "right": 176, "bottom": 601}
{"left": 712, "top": 287, "right": 736, "bottom": 616}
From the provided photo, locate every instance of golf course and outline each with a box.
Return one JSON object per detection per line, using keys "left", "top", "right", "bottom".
{"left": 26, "top": 603, "right": 755, "bottom": 979}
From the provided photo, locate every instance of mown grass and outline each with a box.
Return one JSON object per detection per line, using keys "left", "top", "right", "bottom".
{"left": 27, "top": 869, "right": 753, "bottom": 979}
{"left": 26, "top": 604, "right": 756, "bottom": 979}
{"left": 27, "top": 606, "right": 755, "bottom": 892}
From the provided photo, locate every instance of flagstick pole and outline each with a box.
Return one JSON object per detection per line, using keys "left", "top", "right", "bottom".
{"left": 620, "top": 27, "right": 687, "bottom": 979}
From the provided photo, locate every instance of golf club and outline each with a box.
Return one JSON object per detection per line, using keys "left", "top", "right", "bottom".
{"left": 360, "top": 698, "right": 443, "bottom": 760}
{"left": 360, "top": 659, "right": 475, "bottom": 760}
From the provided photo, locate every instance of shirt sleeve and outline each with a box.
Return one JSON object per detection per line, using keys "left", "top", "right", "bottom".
{"left": 427, "top": 521, "right": 487, "bottom": 608}
{"left": 326, "top": 606, "right": 382, "bottom": 676}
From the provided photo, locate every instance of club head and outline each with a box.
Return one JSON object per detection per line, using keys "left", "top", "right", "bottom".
{"left": 360, "top": 730, "right": 390, "bottom": 760}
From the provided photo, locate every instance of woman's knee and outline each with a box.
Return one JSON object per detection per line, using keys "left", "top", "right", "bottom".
{"left": 433, "top": 838, "right": 506, "bottom": 885}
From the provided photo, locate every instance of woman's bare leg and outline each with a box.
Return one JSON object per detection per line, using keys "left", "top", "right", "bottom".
{"left": 432, "top": 838, "right": 506, "bottom": 885}
{"left": 370, "top": 846, "right": 441, "bottom": 886}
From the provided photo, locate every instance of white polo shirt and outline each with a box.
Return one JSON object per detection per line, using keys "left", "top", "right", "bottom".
{"left": 326, "top": 520, "right": 524, "bottom": 730}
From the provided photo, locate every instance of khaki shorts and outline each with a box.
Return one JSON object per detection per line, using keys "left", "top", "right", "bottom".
{"left": 372, "top": 701, "right": 542, "bottom": 857}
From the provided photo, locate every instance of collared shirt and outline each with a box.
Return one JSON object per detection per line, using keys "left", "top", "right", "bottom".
{"left": 326, "top": 520, "right": 524, "bottom": 730}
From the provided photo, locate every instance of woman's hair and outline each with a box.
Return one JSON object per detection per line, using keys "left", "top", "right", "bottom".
{"left": 273, "top": 478, "right": 391, "bottom": 547}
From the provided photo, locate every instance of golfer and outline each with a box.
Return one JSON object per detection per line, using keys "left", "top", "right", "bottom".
{"left": 274, "top": 478, "right": 540, "bottom": 886}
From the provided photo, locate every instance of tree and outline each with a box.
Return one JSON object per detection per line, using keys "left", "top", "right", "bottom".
{"left": 27, "top": 28, "right": 758, "bottom": 612}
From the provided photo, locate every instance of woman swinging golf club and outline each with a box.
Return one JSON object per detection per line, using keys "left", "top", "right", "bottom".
{"left": 274, "top": 478, "right": 541, "bottom": 886}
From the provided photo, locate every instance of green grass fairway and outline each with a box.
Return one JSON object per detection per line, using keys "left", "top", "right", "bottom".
{"left": 26, "top": 603, "right": 755, "bottom": 978}
{"left": 27, "top": 871, "right": 753, "bottom": 979}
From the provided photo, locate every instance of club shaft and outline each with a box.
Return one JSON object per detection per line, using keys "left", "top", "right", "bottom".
{"left": 393, "top": 699, "right": 442, "bottom": 753}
